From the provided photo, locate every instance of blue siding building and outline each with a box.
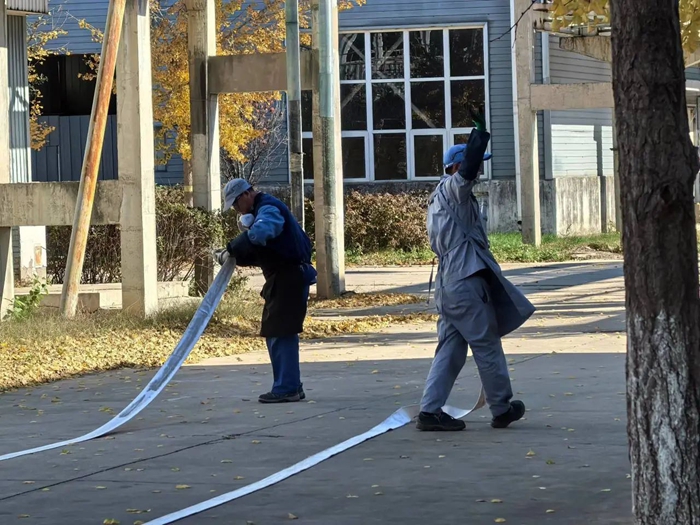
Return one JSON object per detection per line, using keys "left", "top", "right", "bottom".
{"left": 29, "top": 0, "right": 700, "bottom": 233}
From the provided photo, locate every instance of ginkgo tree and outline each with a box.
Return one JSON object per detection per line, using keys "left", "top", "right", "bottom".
{"left": 80, "top": 0, "right": 363, "bottom": 177}
{"left": 549, "top": 0, "right": 700, "bottom": 56}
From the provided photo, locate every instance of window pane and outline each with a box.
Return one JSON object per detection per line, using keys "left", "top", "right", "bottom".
{"left": 341, "top": 84, "right": 367, "bottom": 131}
{"left": 372, "top": 83, "right": 405, "bottom": 130}
{"left": 453, "top": 133, "right": 485, "bottom": 176}
{"left": 339, "top": 33, "right": 365, "bottom": 81}
{"left": 414, "top": 135, "right": 444, "bottom": 178}
{"left": 410, "top": 81, "right": 445, "bottom": 129}
{"left": 301, "top": 90, "right": 312, "bottom": 133}
{"left": 342, "top": 137, "right": 366, "bottom": 179}
{"left": 371, "top": 32, "right": 404, "bottom": 79}
{"left": 409, "top": 30, "right": 444, "bottom": 78}
{"left": 451, "top": 80, "right": 486, "bottom": 128}
{"left": 374, "top": 134, "right": 407, "bottom": 180}
{"left": 449, "top": 29, "right": 484, "bottom": 77}
{"left": 303, "top": 137, "right": 313, "bottom": 180}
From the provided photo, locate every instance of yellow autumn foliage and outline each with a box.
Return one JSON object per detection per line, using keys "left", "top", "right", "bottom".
{"left": 78, "top": 0, "right": 363, "bottom": 165}
{"left": 549, "top": 0, "right": 700, "bottom": 56}
{"left": 27, "top": 15, "right": 68, "bottom": 150}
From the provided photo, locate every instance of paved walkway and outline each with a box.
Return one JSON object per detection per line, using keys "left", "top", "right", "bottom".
{"left": 0, "top": 261, "right": 631, "bottom": 524}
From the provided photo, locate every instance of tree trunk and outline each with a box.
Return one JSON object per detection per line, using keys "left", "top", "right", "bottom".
{"left": 611, "top": 1, "right": 700, "bottom": 522}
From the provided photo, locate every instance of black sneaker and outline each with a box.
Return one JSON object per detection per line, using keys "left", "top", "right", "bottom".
{"left": 491, "top": 400, "right": 526, "bottom": 429}
{"left": 258, "top": 391, "right": 301, "bottom": 404}
{"left": 298, "top": 384, "right": 306, "bottom": 400}
{"left": 416, "top": 411, "right": 466, "bottom": 431}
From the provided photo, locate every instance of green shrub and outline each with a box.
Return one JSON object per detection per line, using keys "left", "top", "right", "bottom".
{"left": 304, "top": 190, "right": 430, "bottom": 254}
{"left": 47, "top": 186, "right": 225, "bottom": 285}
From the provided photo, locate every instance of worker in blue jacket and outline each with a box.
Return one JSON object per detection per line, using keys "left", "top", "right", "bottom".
{"left": 215, "top": 179, "right": 317, "bottom": 404}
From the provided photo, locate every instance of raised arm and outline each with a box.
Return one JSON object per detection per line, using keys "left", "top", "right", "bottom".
{"left": 445, "top": 125, "right": 491, "bottom": 204}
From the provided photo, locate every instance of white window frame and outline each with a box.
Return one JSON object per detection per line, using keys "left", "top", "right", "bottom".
{"left": 303, "top": 24, "right": 490, "bottom": 184}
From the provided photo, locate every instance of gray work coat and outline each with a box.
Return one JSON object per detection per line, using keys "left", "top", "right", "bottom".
{"left": 428, "top": 172, "right": 536, "bottom": 337}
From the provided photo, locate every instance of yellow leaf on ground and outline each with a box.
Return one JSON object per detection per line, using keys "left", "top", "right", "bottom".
{"left": 175, "top": 485, "right": 190, "bottom": 490}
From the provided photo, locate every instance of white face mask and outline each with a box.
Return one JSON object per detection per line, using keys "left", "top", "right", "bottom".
{"left": 238, "top": 213, "right": 255, "bottom": 232}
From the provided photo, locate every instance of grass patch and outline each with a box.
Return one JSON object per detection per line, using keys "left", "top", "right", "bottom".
{"left": 344, "top": 232, "right": 624, "bottom": 266}
{"left": 0, "top": 289, "right": 432, "bottom": 392}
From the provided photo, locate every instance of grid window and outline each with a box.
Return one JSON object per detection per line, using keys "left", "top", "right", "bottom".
{"left": 301, "top": 26, "right": 488, "bottom": 182}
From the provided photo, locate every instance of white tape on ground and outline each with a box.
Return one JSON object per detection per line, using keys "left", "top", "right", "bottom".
{"left": 0, "top": 259, "right": 237, "bottom": 463}
{"left": 143, "top": 390, "right": 486, "bottom": 525}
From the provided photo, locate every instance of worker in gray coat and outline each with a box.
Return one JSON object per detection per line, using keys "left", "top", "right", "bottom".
{"left": 417, "top": 114, "right": 536, "bottom": 431}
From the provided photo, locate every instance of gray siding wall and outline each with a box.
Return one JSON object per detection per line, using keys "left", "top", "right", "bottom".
{"left": 31, "top": 115, "right": 185, "bottom": 184}
{"left": 547, "top": 35, "right": 613, "bottom": 178}
{"left": 9, "top": 15, "right": 31, "bottom": 273}
{"left": 338, "top": 0, "right": 516, "bottom": 180}
{"left": 687, "top": 66, "right": 700, "bottom": 82}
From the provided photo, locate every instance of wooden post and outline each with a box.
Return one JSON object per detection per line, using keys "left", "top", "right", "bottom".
{"left": 117, "top": 0, "right": 158, "bottom": 317}
{"left": 0, "top": 1, "right": 13, "bottom": 319}
{"left": 60, "top": 0, "right": 126, "bottom": 318}
{"left": 186, "top": 0, "right": 221, "bottom": 294}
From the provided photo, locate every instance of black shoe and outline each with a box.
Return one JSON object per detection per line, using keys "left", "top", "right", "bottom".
{"left": 416, "top": 411, "right": 466, "bottom": 431}
{"left": 491, "top": 400, "right": 526, "bottom": 429}
{"left": 298, "top": 384, "right": 306, "bottom": 400}
{"left": 258, "top": 391, "right": 301, "bottom": 404}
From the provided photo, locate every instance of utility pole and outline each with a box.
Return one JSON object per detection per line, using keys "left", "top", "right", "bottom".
{"left": 311, "top": 0, "right": 345, "bottom": 298}
{"left": 286, "top": 0, "right": 304, "bottom": 227}
{"left": 514, "top": 0, "right": 541, "bottom": 246}
{"left": 61, "top": 0, "right": 126, "bottom": 318}
{"left": 186, "top": 0, "right": 221, "bottom": 294}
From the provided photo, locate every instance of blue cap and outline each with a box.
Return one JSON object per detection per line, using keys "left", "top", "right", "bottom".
{"left": 443, "top": 144, "right": 493, "bottom": 168}
{"left": 223, "top": 178, "right": 253, "bottom": 211}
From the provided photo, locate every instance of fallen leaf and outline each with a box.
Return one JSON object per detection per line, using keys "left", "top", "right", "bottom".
{"left": 346, "top": 494, "right": 359, "bottom": 498}
{"left": 526, "top": 450, "right": 536, "bottom": 457}
{"left": 221, "top": 460, "right": 233, "bottom": 464}
{"left": 546, "top": 460, "right": 555, "bottom": 465}
{"left": 288, "top": 513, "right": 298, "bottom": 520}
{"left": 491, "top": 499, "right": 503, "bottom": 503}
{"left": 18, "top": 515, "right": 30, "bottom": 519}
{"left": 175, "top": 485, "right": 191, "bottom": 490}
{"left": 375, "top": 491, "right": 384, "bottom": 496}
{"left": 171, "top": 467, "right": 180, "bottom": 472}
{"left": 601, "top": 488, "right": 612, "bottom": 492}
{"left": 103, "top": 520, "right": 120, "bottom": 525}
{"left": 495, "top": 519, "right": 506, "bottom": 523}
{"left": 235, "top": 476, "right": 245, "bottom": 480}
{"left": 22, "top": 481, "right": 35, "bottom": 485}
{"left": 251, "top": 440, "right": 261, "bottom": 444}
{"left": 371, "top": 370, "right": 379, "bottom": 374}
{"left": 546, "top": 509, "right": 556, "bottom": 514}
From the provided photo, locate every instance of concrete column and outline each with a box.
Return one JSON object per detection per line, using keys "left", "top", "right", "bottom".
{"left": 187, "top": 0, "right": 221, "bottom": 293}
{"left": 116, "top": 0, "right": 158, "bottom": 317}
{"left": 311, "top": 0, "right": 345, "bottom": 299}
{"left": 514, "top": 0, "right": 541, "bottom": 245}
{"left": 0, "top": 2, "right": 13, "bottom": 318}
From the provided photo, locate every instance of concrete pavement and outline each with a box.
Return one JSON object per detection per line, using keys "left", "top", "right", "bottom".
{"left": 0, "top": 261, "right": 632, "bottom": 524}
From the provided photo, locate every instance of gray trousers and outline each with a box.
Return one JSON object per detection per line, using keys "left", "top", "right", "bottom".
{"left": 420, "top": 272, "right": 513, "bottom": 417}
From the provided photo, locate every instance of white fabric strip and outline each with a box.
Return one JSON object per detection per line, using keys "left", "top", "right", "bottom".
{"left": 0, "top": 259, "right": 238, "bottom": 462}
{"left": 144, "top": 390, "right": 486, "bottom": 525}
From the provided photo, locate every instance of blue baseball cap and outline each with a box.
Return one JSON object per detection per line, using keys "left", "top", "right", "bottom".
{"left": 443, "top": 144, "right": 493, "bottom": 169}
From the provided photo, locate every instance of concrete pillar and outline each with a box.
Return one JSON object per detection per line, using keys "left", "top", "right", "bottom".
{"left": 311, "top": 0, "right": 345, "bottom": 299}
{"left": 514, "top": 0, "right": 541, "bottom": 245}
{"left": 187, "top": 0, "right": 221, "bottom": 293}
{"left": 0, "top": 2, "right": 13, "bottom": 318}
{"left": 116, "top": 0, "right": 158, "bottom": 317}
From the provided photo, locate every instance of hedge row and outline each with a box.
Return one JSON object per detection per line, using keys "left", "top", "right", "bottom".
{"left": 47, "top": 187, "right": 431, "bottom": 284}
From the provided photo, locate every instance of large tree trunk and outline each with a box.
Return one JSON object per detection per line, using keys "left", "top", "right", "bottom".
{"left": 611, "top": 0, "right": 700, "bottom": 522}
